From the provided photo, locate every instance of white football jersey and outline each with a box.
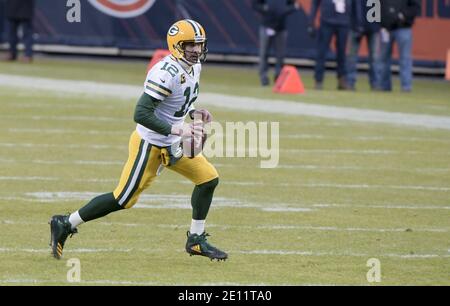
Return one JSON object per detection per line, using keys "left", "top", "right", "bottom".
{"left": 136, "top": 55, "right": 201, "bottom": 147}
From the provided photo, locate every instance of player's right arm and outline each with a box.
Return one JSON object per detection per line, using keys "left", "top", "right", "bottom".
{"left": 134, "top": 63, "right": 177, "bottom": 136}
{"left": 134, "top": 93, "right": 194, "bottom": 136}
{"left": 134, "top": 93, "right": 172, "bottom": 136}
{"left": 134, "top": 63, "right": 195, "bottom": 137}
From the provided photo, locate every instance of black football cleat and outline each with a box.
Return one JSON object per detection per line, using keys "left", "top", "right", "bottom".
{"left": 185, "top": 231, "right": 228, "bottom": 261}
{"left": 49, "top": 215, "right": 77, "bottom": 259}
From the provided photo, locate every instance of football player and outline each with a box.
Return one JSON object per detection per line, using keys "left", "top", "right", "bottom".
{"left": 49, "top": 19, "right": 228, "bottom": 261}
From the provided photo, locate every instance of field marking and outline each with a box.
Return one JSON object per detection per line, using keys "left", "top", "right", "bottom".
{"left": 8, "top": 128, "right": 129, "bottom": 136}
{"left": 2, "top": 141, "right": 449, "bottom": 156}
{"left": 0, "top": 247, "right": 132, "bottom": 253}
{"left": 145, "top": 223, "right": 450, "bottom": 234}
{"left": 2, "top": 220, "right": 448, "bottom": 233}
{"left": 202, "top": 93, "right": 450, "bottom": 130}
{"left": 0, "top": 279, "right": 285, "bottom": 286}
{"left": 281, "top": 149, "right": 450, "bottom": 156}
{"left": 0, "top": 142, "right": 125, "bottom": 150}
{"left": 0, "top": 247, "right": 447, "bottom": 259}
{"left": 0, "top": 279, "right": 159, "bottom": 285}
{"left": 291, "top": 183, "right": 450, "bottom": 192}
{"left": 1, "top": 157, "right": 449, "bottom": 174}
{"left": 1, "top": 74, "right": 450, "bottom": 130}
{"left": 5, "top": 102, "right": 120, "bottom": 110}
{"left": 8, "top": 128, "right": 450, "bottom": 144}
{"left": 274, "top": 164, "right": 450, "bottom": 173}
{"left": 0, "top": 191, "right": 313, "bottom": 213}
{"left": 311, "top": 203, "right": 450, "bottom": 210}
{"left": 0, "top": 158, "right": 123, "bottom": 166}
{"left": 283, "top": 134, "right": 450, "bottom": 143}
{"left": 2, "top": 193, "right": 448, "bottom": 212}
{"left": 0, "top": 114, "right": 129, "bottom": 122}
{"left": 232, "top": 250, "right": 450, "bottom": 259}
{"left": 0, "top": 176, "right": 59, "bottom": 181}
{"left": 2, "top": 176, "right": 450, "bottom": 192}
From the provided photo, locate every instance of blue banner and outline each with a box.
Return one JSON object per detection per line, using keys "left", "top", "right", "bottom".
{"left": 0, "top": 0, "right": 447, "bottom": 68}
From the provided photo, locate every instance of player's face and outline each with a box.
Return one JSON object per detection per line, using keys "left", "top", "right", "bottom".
{"left": 184, "top": 42, "right": 203, "bottom": 64}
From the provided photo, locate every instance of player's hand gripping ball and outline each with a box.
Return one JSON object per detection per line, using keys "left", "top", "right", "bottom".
{"left": 182, "top": 122, "right": 207, "bottom": 158}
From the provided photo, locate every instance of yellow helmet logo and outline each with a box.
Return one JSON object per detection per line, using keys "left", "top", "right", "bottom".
{"left": 168, "top": 25, "right": 179, "bottom": 36}
{"left": 167, "top": 19, "right": 207, "bottom": 63}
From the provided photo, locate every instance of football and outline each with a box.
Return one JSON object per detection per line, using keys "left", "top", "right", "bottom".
{"left": 181, "top": 131, "right": 207, "bottom": 158}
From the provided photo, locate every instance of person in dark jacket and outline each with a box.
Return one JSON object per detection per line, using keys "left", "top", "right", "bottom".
{"left": 0, "top": 1, "right": 5, "bottom": 43}
{"left": 379, "top": 0, "right": 421, "bottom": 92}
{"left": 346, "top": 2, "right": 381, "bottom": 90}
{"left": 4, "top": 0, "right": 34, "bottom": 62}
{"left": 309, "top": 0, "right": 360, "bottom": 90}
{"left": 252, "top": 0, "right": 298, "bottom": 86}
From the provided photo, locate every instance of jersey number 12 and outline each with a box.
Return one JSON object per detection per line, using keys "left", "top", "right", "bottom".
{"left": 174, "top": 83, "right": 199, "bottom": 117}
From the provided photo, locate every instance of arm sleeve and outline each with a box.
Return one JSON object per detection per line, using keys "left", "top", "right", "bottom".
{"left": 134, "top": 93, "right": 172, "bottom": 136}
{"left": 309, "top": 0, "right": 321, "bottom": 25}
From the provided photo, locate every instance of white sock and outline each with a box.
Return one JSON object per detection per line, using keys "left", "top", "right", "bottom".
{"left": 68, "top": 211, "right": 84, "bottom": 229}
{"left": 190, "top": 219, "right": 205, "bottom": 235}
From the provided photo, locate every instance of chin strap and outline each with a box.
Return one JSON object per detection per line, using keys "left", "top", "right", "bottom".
{"left": 178, "top": 58, "right": 195, "bottom": 74}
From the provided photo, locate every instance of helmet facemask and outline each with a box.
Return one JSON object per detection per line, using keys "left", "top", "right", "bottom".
{"left": 176, "top": 40, "right": 208, "bottom": 65}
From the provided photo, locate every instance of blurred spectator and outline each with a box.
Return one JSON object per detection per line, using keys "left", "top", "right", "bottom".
{"left": 252, "top": 0, "right": 298, "bottom": 86}
{"left": 346, "top": 2, "right": 381, "bottom": 91}
{"left": 0, "top": 0, "right": 5, "bottom": 43}
{"left": 4, "top": 0, "right": 34, "bottom": 62}
{"left": 308, "top": 0, "right": 360, "bottom": 90}
{"left": 379, "top": 0, "right": 421, "bottom": 92}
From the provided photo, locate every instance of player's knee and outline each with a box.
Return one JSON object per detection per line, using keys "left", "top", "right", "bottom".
{"left": 121, "top": 196, "right": 139, "bottom": 209}
{"left": 200, "top": 177, "right": 219, "bottom": 190}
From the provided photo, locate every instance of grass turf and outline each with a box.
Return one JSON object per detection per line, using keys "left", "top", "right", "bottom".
{"left": 0, "top": 57, "right": 449, "bottom": 285}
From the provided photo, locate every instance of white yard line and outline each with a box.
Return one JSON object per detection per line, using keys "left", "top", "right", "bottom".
{"left": 0, "top": 158, "right": 123, "bottom": 166}
{"left": 0, "top": 279, "right": 285, "bottom": 286}
{"left": 281, "top": 149, "right": 450, "bottom": 155}
{"left": 0, "top": 247, "right": 132, "bottom": 253}
{"left": 312, "top": 203, "right": 450, "bottom": 210}
{"left": 0, "top": 114, "right": 128, "bottom": 122}
{"left": 283, "top": 134, "right": 450, "bottom": 143}
{"left": 153, "top": 223, "right": 450, "bottom": 233}
{"left": 7, "top": 128, "right": 129, "bottom": 136}
{"left": 1, "top": 158, "right": 448, "bottom": 174}
{"left": 0, "top": 176, "right": 59, "bottom": 181}
{"left": 2, "top": 177, "right": 450, "bottom": 192}
{"left": 2, "top": 142, "right": 448, "bottom": 156}
{"left": 1, "top": 74, "right": 450, "bottom": 130}
{"left": 232, "top": 250, "right": 450, "bottom": 259}
{"left": 7, "top": 128, "right": 450, "bottom": 144}
{"left": 2, "top": 220, "right": 449, "bottom": 234}
{"left": 292, "top": 183, "right": 450, "bottom": 192}
{"left": 2, "top": 194, "right": 448, "bottom": 211}
{"left": 0, "top": 247, "right": 447, "bottom": 259}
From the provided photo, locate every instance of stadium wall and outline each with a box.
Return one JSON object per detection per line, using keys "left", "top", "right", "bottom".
{"left": 0, "top": 0, "right": 449, "bottom": 71}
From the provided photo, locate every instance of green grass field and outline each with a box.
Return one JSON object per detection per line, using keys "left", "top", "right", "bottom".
{"left": 0, "top": 57, "right": 449, "bottom": 285}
